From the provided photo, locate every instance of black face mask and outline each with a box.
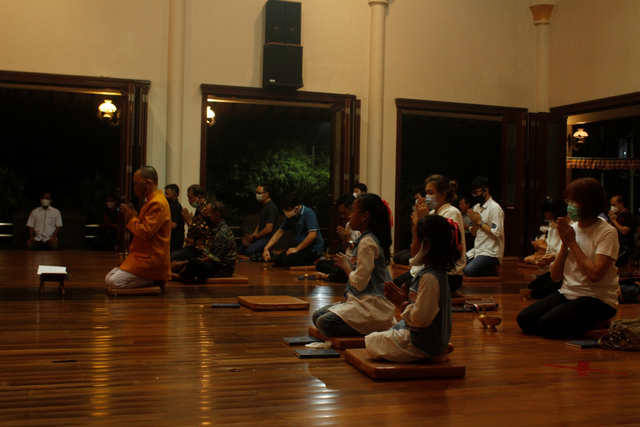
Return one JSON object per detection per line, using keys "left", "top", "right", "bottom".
{"left": 471, "top": 191, "right": 485, "bottom": 206}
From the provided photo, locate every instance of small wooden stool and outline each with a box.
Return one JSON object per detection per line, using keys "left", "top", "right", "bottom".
{"left": 237, "top": 295, "right": 309, "bottom": 311}
{"left": 39, "top": 273, "right": 69, "bottom": 296}
{"left": 345, "top": 348, "right": 466, "bottom": 380}
{"left": 308, "top": 326, "right": 365, "bottom": 350}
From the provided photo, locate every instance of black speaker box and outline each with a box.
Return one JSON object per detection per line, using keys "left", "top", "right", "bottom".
{"left": 265, "top": 0, "right": 301, "bottom": 45}
{"left": 262, "top": 43, "right": 303, "bottom": 89}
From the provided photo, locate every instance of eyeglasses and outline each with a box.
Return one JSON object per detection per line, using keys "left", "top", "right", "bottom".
{"left": 471, "top": 188, "right": 486, "bottom": 197}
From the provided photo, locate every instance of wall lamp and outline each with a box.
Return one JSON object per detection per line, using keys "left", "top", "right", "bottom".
{"left": 98, "top": 100, "right": 121, "bottom": 127}
{"left": 206, "top": 106, "right": 216, "bottom": 126}
{"left": 568, "top": 128, "right": 588, "bottom": 151}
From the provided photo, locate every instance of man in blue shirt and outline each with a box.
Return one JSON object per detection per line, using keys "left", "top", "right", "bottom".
{"left": 262, "top": 193, "right": 325, "bottom": 267}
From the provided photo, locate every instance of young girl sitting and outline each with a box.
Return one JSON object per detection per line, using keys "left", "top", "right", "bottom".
{"left": 312, "top": 193, "right": 397, "bottom": 337}
{"left": 366, "top": 215, "right": 460, "bottom": 363}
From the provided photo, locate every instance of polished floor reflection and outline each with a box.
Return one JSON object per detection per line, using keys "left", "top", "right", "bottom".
{"left": 0, "top": 252, "right": 639, "bottom": 426}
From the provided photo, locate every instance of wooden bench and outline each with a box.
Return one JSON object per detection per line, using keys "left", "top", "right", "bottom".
{"left": 39, "top": 272, "right": 69, "bottom": 296}
{"left": 345, "top": 348, "right": 466, "bottom": 380}
{"left": 237, "top": 295, "right": 309, "bottom": 311}
{"left": 462, "top": 276, "right": 502, "bottom": 283}
{"left": 308, "top": 326, "right": 365, "bottom": 350}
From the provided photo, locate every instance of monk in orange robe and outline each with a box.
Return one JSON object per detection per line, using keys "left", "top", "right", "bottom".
{"left": 105, "top": 166, "right": 172, "bottom": 289}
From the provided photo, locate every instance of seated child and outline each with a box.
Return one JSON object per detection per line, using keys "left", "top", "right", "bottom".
{"left": 365, "top": 215, "right": 460, "bottom": 363}
{"left": 312, "top": 194, "right": 396, "bottom": 336}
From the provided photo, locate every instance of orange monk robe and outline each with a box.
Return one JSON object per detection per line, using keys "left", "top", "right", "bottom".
{"left": 120, "top": 190, "right": 172, "bottom": 281}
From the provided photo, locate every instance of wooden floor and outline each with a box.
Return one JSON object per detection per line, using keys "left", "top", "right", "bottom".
{"left": 1, "top": 251, "right": 639, "bottom": 426}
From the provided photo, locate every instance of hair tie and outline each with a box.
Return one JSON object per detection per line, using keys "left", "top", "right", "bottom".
{"left": 446, "top": 218, "right": 462, "bottom": 253}
{"left": 382, "top": 199, "right": 393, "bottom": 227}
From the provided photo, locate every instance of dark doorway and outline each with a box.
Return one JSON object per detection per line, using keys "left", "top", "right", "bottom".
{"left": 394, "top": 99, "right": 528, "bottom": 256}
{"left": 0, "top": 71, "right": 150, "bottom": 250}
{"left": 199, "top": 85, "right": 360, "bottom": 251}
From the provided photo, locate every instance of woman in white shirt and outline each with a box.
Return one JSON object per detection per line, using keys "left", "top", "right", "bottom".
{"left": 517, "top": 178, "right": 619, "bottom": 338}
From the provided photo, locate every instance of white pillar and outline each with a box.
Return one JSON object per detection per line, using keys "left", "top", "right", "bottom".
{"left": 529, "top": 1, "right": 554, "bottom": 113}
{"left": 166, "top": 0, "right": 186, "bottom": 185}
{"left": 366, "top": 0, "right": 388, "bottom": 194}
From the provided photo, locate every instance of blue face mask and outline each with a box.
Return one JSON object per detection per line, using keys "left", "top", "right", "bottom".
{"left": 425, "top": 195, "right": 438, "bottom": 210}
{"left": 567, "top": 203, "right": 581, "bottom": 222}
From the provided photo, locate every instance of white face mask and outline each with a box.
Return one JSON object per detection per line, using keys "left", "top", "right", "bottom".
{"left": 610, "top": 206, "right": 619, "bottom": 214}
{"left": 41, "top": 199, "right": 51, "bottom": 207}
{"left": 256, "top": 194, "right": 264, "bottom": 202}
{"left": 546, "top": 220, "right": 557, "bottom": 229}
{"left": 425, "top": 195, "right": 438, "bottom": 210}
{"left": 107, "top": 201, "right": 116, "bottom": 209}
{"left": 284, "top": 208, "right": 297, "bottom": 218}
{"left": 539, "top": 226, "right": 549, "bottom": 233}
{"left": 353, "top": 192, "right": 358, "bottom": 199}
{"left": 191, "top": 201, "right": 202, "bottom": 209}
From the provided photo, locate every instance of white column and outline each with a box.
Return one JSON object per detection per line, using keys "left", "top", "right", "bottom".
{"left": 166, "top": 0, "right": 186, "bottom": 185}
{"left": 366, "top": 0, "right": 388, "bottom": 194}
{"left": 529, "top": 1, "right": 555, "bottom": 113}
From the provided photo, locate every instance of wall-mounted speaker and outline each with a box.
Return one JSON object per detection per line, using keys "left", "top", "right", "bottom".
{"left": 262, "top": 43, "right": 303, "bottom": 89}
{"left": 265, "top": 0, "right": 301, "bottom": 45}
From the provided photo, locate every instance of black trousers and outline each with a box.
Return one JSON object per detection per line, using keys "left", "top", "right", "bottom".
{"left": 273, "top": 247, "right": 318, "bottom": 267}
{"left": 315, "top": 259, "right": 348, "bottom": 283}
{"left": 517, "top": 291, "right": 616, "bottom": 338}
{"left": 392, "top": 249, "right": 412, "bottom": 266}
{"left": 180, "top": 259, "right": 223, "bottom": 281}
{"left": 527, "top": 272, "right": 562, "bottom": 299}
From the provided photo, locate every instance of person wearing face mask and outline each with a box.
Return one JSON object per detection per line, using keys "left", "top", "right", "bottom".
{"left": 463, "top": 176, "right": 505, "bottom": 277}
{"left": 526, "top": 197, "right": 568, "bottom": 298}
{"left": 262, "top": 193, "right": 325, "bottom": 267}
{"left": 26, "top": 192, "right": 62, "bottom": 250}
{"left": 607, "top": 195, "right": 637, "bottom": 266}
{"left": 91, "top": 194, "right": 120, "bottom": 251}
{"left": 353, "top": 183, "right": 367, "bottom": 199}
{"left": 164, "top": 184, "right": 185, "bottom": 252}
{"left": 517, "top": 178, "right": 619, "bottom": 338}
{"left": 170, "top": 184, "right": 212, "bottom": 261}
{"left": 105, "top": 166, "right": 172, "bottom": 289}
{"left": 171, "top": 202, "right": 236, "bottom": 282}
{"left": 237, "top": 184, "right": 279, "bottom": 260}
{"left": 404, "top": 175, "right": 466, "bottom": 294}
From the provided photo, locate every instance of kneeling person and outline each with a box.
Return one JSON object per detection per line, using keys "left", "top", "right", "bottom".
{"left": 105, "top": 166, "right": 171, "bottom": 289}
{"left": 262, "top": 193, "right": 324, "bottom": 267}
{"left": 172, "top": 202, "right": 236, "bottom": 281}
{"left": 366, "top": 215, "right": 458, "bottom": 363}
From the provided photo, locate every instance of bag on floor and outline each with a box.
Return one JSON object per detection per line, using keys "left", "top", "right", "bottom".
{"left": 598, "top": 317, "right": 640, "bottom": 351}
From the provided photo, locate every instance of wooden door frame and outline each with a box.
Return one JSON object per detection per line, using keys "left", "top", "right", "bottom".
{"left": 199, "top": 84, "right": 360, "bottom": 250}
{"left": 0, "top": 70, "right": 151, "bottom": 249}
{"left": 394, "top": 98, "right": 527, "bottom": 254}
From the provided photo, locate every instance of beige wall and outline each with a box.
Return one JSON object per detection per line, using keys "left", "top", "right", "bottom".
{"left": 549, "top": 0, "right": 640, "bottom": 107}
{"left": 2, "top": 0, "right": 639, "bottom": 214}
{"left": 0, "top": 0, "right": 171, "bottom": 181}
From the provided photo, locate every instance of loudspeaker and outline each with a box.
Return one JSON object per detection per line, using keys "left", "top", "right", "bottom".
{"left": 262, "top": 43, "right": 303, "bottom": 89}
{"left": 265, "top": 0, "right": 301, "bottom": 45}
